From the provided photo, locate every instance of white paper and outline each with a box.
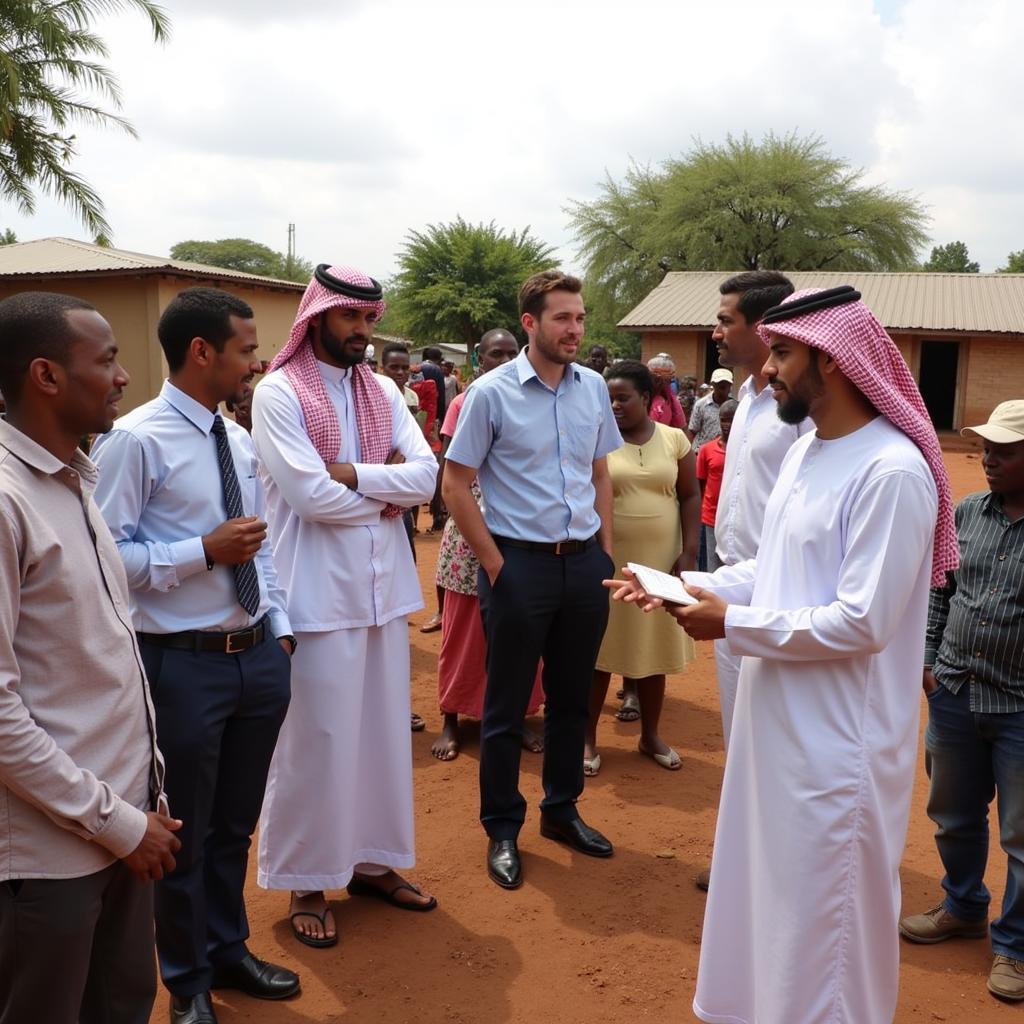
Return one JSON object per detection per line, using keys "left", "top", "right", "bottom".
{"left": 626, "top": 562, "right": 699, "bottom": 606}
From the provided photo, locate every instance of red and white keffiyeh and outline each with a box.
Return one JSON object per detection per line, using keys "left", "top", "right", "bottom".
{"left": 757, "top": 288, "right": 958, "bottom": 585}
{"left": 270, "top": 265, "right": 402, "bottom": 518}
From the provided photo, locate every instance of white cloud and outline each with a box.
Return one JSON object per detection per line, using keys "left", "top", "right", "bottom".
{"left": 2, "top": 0, "right": 1019, "bottom": 275}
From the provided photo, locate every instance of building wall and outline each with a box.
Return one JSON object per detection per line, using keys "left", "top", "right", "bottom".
{"left": 640, "top": 330, "right": 705, "bottom": 379}
{"left": 0, "top": 275, "right": 301, "bottom": 414}
{"left": 962, "top": 336, "right": 1024, "bottom": 427}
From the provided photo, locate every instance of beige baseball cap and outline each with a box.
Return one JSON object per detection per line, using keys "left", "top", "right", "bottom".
{"left": 710, "top": 368, "right": 734, "bottom": 384}
{"left": 961, "top": 400, "right": 1024, "bottom": 444}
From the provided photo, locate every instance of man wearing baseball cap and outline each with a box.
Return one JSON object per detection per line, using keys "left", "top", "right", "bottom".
{"left": 900, "top": 400, "right": 1024, "bottom": 1003}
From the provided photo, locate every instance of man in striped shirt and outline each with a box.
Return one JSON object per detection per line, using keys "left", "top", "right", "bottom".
{"left": 900, "top": 400, "right": 1024, "bottom": 1003}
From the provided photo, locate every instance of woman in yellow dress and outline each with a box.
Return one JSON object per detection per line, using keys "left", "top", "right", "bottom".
{"left": 585, "top": 360, "right": 700, "bottom": 775}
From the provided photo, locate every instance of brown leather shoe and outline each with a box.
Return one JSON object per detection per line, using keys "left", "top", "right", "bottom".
{"left": 989, "top": 955, "right": 1024, "bottom": 1001}
{"left": 899, "top": 904, "right": 988, "bottom": 944}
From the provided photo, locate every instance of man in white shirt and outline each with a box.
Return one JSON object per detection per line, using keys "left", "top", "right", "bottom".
{"left": 93, "top": 288, "right": 297, "bottom": 1024}
{"left": 252, "top": 264, "right": 438, "bottom": 948}
{"left": 613, "top": 285, "right": 958, "bottom": 1024}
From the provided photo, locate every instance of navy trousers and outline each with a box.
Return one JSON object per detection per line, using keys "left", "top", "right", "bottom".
{"left": 477, "top": 540, "right": 612, "bottom": 840}
{"left": 139, "top": 633, "right": 291, "bottom": 997}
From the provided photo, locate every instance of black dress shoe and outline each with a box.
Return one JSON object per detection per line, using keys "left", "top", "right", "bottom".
{"left": 170, "top": 992, "right": 217, "bottom": 1024}
{"left": 487, "top": 838, "right": 523, "bottom": 889}
{"left": 540, "top": 815, "right": 613, "bottom": 857}
{"left": 211, "top": 953, "right": 300, "bottom": 1000}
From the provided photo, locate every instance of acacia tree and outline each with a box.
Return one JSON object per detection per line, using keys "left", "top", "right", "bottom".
{"left": 0, "top": 0, "right": 169, "bottom": 237}
{"left": 567, "top": 132, "right": 929, "bottom": 324}
{"left": 922, "top": 240, "right": 980, "bottom": 273}
{"left": 998, "top": 250, "right": 1024, "bottom": 274}
{"left": 170, "top": 237, "right": 313, "bottom": 282}
{"left": 387, "top": 217, "right": 556, "bottom": 349}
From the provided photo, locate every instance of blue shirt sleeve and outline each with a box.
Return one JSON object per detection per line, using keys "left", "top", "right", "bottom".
{"left": 445, "top": 385, "right": 494, "bottom": 470}
{"left": 591, "top": 379, "right": 623, "bottom": 461}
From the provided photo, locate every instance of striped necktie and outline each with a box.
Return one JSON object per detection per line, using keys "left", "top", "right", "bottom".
{"left": 210, "top": 415, "right": 261, "bottom": 617}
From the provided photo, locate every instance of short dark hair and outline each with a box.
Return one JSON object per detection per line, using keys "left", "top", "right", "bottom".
{"left": 518, "top": 270, "right": 583, "bottom": 320}
{"left": 422, "top": 345, "right": 443, "bottom": 362}
{"left": 479, "top": 328, "right": 518, "bottom": 354}
{"left": 606, "top": 359, "right": 655, "bottom": 403}
{"left": 719, "top": 398, "right": 739, "bottom": 418}
{"left": 380, "top": 341, "right": 410, "bottom": 364}
{"left": 0, "top": 291, "right": 96, "bottom": 401}
{"left": 719, "top": 271, "right": 794, "bottom": 324}
{"left": 157, "top": 287, "right": 254, "bottom": 372}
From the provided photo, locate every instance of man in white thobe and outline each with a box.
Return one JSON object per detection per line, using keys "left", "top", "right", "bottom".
{"left": 611, "top": 286, "right": 958, "bottom": 1023}
{"left": 251, "top": 265, "right": 438, "bottom": 948}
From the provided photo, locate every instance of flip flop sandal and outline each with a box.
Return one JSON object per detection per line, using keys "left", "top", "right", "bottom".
{"left": 583, "top": 753, "right": 602, "bottom": 777}
{"left": 419, "top": 616, "right": 442, "bottom": 634}
{"left": 410, "top": 712, "right": 426, "bottom": 732}
{"left": 289, "top": 908, "right": 338, "bottom": 948}
{"left": 347, "top": 877, "right": 438, "bottom": 913}
{"left": 615, "top": 695, "right": 641, "bottom": 722}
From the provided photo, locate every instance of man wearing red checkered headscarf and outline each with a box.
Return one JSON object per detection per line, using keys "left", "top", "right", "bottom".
{"left": 251, "top": 265, "right": 439, "bottom": 947}
{"left": 626, "top": 286, "right": 954, "bottom": 1023}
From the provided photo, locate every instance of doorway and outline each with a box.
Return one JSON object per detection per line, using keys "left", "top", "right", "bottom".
{"left": 918, "top": 340, "right": 960, "bottom": 430}
{"left": 703, "top": 335, "right": 720, "bottom": 384}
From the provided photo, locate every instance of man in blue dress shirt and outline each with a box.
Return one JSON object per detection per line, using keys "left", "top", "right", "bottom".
{"left": 443, "top": 270, "right": 622, "bottom": 889}
{"left": 93, "top": 288, "right": 297, "bottom": 1024}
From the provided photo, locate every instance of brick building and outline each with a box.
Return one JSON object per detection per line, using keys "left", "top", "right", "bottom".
{"left": 0, "top": 237, "right": 304, "bottom": 415}
{"left": 619, "top": 271, "right": 1024, "bottom": 431}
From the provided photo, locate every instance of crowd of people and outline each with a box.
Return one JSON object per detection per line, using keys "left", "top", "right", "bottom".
{"left": 0, "top": 262, "right": 1022, "bottom": 1024}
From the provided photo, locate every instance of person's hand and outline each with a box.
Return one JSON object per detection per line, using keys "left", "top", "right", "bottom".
{"left": 279, "top": 638, "right": 294, "bottom": 657}
{"left": 603, "top": 567, "right": 664, "bottom": 612}
{"left": 122, "top": 811, "right": 182, "bottom": 882}
{"left": 386, "top": 449, "right": 406, "bottom": 465}
{"left": 923, "top": 668, "right": 939, "bottom": 695}
{"left": 202, "top": 517, "right": 266, "bottom": 565}
{"left": 326, "top": 462, "right": 358, "bottom": 488}
{"left": 483, "top": 556, "right": 505, "bottom": 586}
{"left": 671, "top": 585, "right": 728, "bottom": 639}
{"left": 671, "top": 551, "right": 696, "bottom": 575}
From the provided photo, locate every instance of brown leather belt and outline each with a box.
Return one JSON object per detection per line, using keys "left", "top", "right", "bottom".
{"left": 493, "top": 534, "right": 598, "bottom": 555}
{"left": 137, "top": 616, "right": 268, "bottom": 655}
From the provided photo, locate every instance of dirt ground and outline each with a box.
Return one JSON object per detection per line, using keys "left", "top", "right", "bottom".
{"left": 153, "top": 448, "right": 1017, "bottom": 1023}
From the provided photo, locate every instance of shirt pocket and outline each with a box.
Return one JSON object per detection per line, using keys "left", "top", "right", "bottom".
{"left": 566, "top": 417, "right": 600, "bottom": 464}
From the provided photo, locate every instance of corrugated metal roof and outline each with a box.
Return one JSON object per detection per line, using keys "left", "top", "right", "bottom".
{"left": 0, "top": 237, "right": 305, "bottom": 290}
{"left": 618, "top": 271, "right": 1024, "bottom": 334}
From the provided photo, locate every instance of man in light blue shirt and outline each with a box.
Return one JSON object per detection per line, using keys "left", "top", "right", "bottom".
{"left": 93, "top": 288, "right": 298, "bottom": 1024}
{"left": 443, "top": 270, "right": 622, "bottom": 889}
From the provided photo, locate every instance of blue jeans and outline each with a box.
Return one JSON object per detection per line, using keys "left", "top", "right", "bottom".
{"left": 925, "top": 683, "right": 1024, "bottom": 958}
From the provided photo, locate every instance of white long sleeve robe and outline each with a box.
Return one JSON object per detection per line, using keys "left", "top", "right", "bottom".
{"left": 689, "top": 417, "right": 937, "bottom": 1024}
{"left": 251, "top": 361, "right": 437, "bottom": 889}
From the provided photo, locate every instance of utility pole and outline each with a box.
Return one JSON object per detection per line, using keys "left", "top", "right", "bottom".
{"left": 286, "top": 223, "right": 296, "bottom": 279}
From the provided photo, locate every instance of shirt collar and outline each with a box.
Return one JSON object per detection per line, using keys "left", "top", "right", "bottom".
{"left": 316, "top": 359, "right": 354, "bottom": 387}
{"left": 161, "top": 379, "right": 218, "bottom": 435}
{"left": 515, "top": 345, "right": 580, "bottom": 389}
{"left": 0, "top": 418, "right": 97, "bottom": 483}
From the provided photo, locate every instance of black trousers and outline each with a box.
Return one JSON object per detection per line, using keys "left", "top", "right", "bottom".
{"left": 0, "top": 861, "right": 155, "bottom": 1024}
{"left": 477, "top": 540, "right": 612, "bottom": 840}
{"left": 139, "top": 634, "right": 291, "bottom": 997}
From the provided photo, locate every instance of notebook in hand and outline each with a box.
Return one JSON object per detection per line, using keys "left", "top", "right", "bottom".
{"left": 625, "top": 563, "right": 699, "bottom": 606}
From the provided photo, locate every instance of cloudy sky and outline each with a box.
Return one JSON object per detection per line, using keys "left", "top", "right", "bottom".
{"left": 4, "top": 0, "right": 1021, "bottom": 274}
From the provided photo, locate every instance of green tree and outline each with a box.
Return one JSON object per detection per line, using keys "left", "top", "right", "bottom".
{"left": 387, "top": 217, "right": 557, "bottom": 349}
{"left": 170, "top": 237, "right": 313, "bottom": 283}
{"left": 0, "top": 227, "right": 16, "bottom": 244}
{"left": 997, "top": 250, "right": 1024, "bottom": 273}
{"left": 922, "top": 240, "right": 980, "bottom": 273}
{"left": 567, "top": 132, "right": 929, "bottom": 327}
{"left": 0, "top": 1, "right": 170, "bottom": 238}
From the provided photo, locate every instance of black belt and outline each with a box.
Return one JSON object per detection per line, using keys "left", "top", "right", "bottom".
{"left": 493, "top": 534, "right": 598, "bottom": 555}
{"left": 137, "top": 616, "right": 269, "bottom": 654}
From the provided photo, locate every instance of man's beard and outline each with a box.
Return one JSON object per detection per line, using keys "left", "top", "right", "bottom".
{"left": 321, "top": 326, "right": 367, "bottom": 366}
{"left": 774, "top": 356, "right": 823, "bottom": 425}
